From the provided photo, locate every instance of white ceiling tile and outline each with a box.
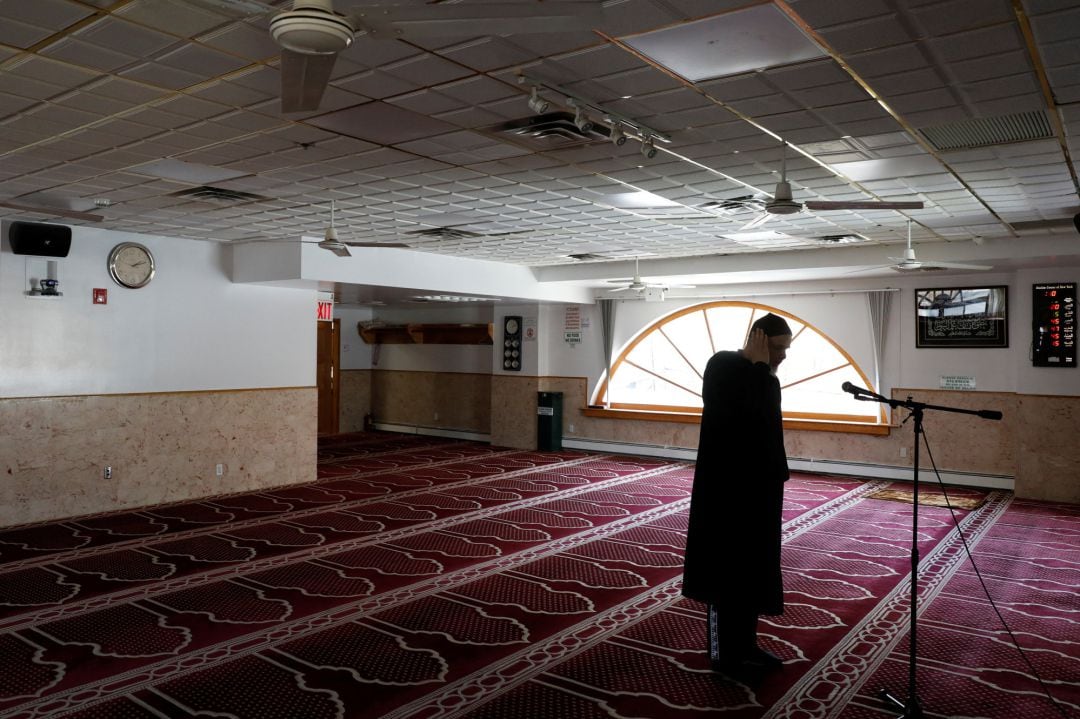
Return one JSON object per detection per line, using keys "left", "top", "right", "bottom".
{"left": 625, "top": 5, "right": 828, "bottom": 82}
{"left": 0, "top": 0, "right": 1070, "bottom": 266}
{"left": 198, "top": 22, "right": 279, "bottom": 61}
{"left": 0, "top": 18, "right": 62, "bottom": 48}
{"left": 116, "top": 0, "right": 232, "bottom": 38}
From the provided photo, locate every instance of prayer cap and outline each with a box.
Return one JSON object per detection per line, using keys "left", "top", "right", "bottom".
{"left": 751, "top": 313, "right": 792, "bottom": 337}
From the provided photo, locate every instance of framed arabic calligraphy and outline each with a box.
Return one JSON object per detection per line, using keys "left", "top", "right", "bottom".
{"left": 915, "top": 286, "right": 1008, "bottom": 348}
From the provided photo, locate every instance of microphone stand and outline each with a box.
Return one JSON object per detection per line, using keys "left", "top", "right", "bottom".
{"left": 845, "top": 385, "right": 1002, "bottom": 718}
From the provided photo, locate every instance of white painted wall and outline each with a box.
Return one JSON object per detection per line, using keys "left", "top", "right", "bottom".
{"left": 1, "top": 223, "right": 316, "bottom": 397}
{"left": 886, "top": 270, "right": 1080, "bottom": 395}
{"left": 539, "top": 303, "right": 603, "bottom": 386}
{"left": 337, "top": 306, "right": 374, "bottom": 370}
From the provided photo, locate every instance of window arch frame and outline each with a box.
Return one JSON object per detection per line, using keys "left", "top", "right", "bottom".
{"left": 593, "top": 300, "right": 886, "bottom": 426}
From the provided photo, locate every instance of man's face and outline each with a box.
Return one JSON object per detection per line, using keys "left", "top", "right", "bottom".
{"left": 768, "top": 334, "right": 792, "bottom": 371}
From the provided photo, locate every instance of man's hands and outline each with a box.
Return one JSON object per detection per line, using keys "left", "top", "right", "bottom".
{"left": 743, "top": 328, "right": 770, "bottom": 365}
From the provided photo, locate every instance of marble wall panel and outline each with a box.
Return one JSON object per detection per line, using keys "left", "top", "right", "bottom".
{"left": 0, "top": 388, "right": 316, "bottom": 528}
{"left": 1016, "top": 395, "right": 1080, "bottom": 504}
{"left": 340, "top": 369, "right": 372, "bottom": 433}
{"left": 371, "top": 370, "right": 490, "bottom": 433}
{"left": 491, "top": 375, "right": 540, "bottom": 449}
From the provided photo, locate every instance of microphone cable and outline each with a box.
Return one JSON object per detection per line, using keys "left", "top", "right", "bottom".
{"left": 920, "top": 425, "right": 1073, "bottom": 718}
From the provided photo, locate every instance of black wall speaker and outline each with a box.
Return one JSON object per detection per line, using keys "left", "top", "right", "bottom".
{"left": 8, "top": 221, "right": 72, "bottom": 257}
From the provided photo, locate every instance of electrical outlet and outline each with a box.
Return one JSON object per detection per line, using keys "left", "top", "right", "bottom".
{"left": 899, "top": 447, "right": 908, "bottom": 458}
{"left": 215, "top": 463, "right": 224, "bottom": 477}
{"left": 433, "top": 412, "right": 439, "bottom": 421}
{"left": 104, "top": 466, "right": 112, "bottom": 479}
{"left": 567, "top": 424, "right": 575, "bottom": 433}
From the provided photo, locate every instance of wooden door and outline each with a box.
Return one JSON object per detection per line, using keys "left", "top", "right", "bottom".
{"left": 317, "top": 318, "right": 340, "bottom": 436}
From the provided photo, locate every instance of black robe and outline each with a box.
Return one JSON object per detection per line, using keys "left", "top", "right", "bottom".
{"left": 682, "top": 350, "right": 789, "bottom": 615}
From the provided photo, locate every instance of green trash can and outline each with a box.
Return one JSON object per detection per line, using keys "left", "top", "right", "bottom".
{"left": 537, "top": 392, "right": 563, "bottom": 451}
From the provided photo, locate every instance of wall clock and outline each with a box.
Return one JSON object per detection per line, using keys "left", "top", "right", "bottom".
{"left": 108, "top": 242, "right": 155, "bottom": 289}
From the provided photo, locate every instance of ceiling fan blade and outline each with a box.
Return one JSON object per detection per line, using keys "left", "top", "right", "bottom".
{"left": 352, "top": 2, "right": 603, "bottom": 39}
{"left": 843, "top": 264, "right": 895, "bottom": 274}
{"left": 341, "top": 241, "right": 410, "bottom": 248}
{"left": 605, "top": 278, "right": 635, "bottom": 284}
{"left": 280, "top": 49, "right": 337, "bottom": 113}
{"left": 804, "top": 200, "right": 924, "bottom": 211}
{"left": 738, "top": 212, "right": 774, "bottom": 231}
{"left": 920, "top": 260, "right": 993, "bottom": 271}
{"left": 0, "top": 201, "right": 103, "bottom": 222}
{"left": 323, "top": 243, "right": 351, "bottom": 257}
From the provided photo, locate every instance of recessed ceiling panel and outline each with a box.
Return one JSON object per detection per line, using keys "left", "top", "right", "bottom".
{"left": 623, "top": 4, "right": 827, "bottom": 82}
{"left": 831, "top": 154, "right": 945, "bottom": 181}
{"left": 308, "top": 101, "right": 457, "bottom": 145}
{"left": 132, "top": 158, "right": 251, "bottom": 183}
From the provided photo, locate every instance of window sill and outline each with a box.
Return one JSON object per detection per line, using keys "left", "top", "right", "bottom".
{"left": 580, "top": 407, "right": 892, "bottom": 436}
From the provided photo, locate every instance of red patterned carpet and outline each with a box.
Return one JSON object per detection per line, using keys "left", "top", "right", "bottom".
{"left": 0, "top": 432, "right": 1076, "bottom": 718}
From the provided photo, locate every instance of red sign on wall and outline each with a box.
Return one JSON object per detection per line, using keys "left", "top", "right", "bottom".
{"left": 317, "top": 300, "right": 333, "bottom": 321}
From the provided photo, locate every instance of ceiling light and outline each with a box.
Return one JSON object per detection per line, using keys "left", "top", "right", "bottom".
{"left": 527, "top": 86, "right": 549, "bottom": 114}
{"left": 571, "top": 100, "right": 593, "bottom": 133}
{"left": 641, "top": 136, "right": 658, "bottom": 159}
{"left": 609, "top": 121, "right": 627, "bottom": 146}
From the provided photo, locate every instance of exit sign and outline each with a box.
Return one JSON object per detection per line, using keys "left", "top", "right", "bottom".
{"left": 317, "top": 301, "right": 333, "bottom": 321}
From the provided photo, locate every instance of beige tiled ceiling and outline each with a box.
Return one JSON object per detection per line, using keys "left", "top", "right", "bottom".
{"left": 0, "top": 0, "right": 1076, "bottom": 268}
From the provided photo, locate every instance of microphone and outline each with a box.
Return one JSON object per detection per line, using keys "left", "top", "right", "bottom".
{"left": 841, "top": 381, "right": 870, "bottom": 396}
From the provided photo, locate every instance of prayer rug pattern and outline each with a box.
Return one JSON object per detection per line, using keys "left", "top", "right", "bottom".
{"left": 0, "top": 433, "right": 1074, "bottom": 719}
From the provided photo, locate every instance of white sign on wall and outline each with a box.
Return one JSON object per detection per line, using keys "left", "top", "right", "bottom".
{"left": 565, "top": 306, "right": 581, "bottom": 331}
{"left": 940, "top": 375, "right": 976, "bottom": 390}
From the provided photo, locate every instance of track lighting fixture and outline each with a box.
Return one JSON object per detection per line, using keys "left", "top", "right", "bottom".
{"left": 527, "top": 86, "right": 549, "bottom": 114}
{"left": 641, "top": 136, "right": 657, "bottom": 159}
{"left": 517, "top": 74, "right": 670, "bottom": 156}
{"left": 609, "top": 121, "right": 627, "bottom": 146}
{"left": 571, "top": 100, "right": 593, "bottom": 133}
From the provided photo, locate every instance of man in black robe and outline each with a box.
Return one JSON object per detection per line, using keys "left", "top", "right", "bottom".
{"left": 682, "top": 312, "right": 793, "bottom": 673}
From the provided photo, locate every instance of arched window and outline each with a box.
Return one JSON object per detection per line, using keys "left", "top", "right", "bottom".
{"left": 596, "top": 301, "right": 884, "bottom": 425}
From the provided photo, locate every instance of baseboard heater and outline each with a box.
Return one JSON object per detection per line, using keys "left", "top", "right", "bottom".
{"left": 562, "top": 437, "right": 1014, "bottom": 491}
{"left": 372, "top": 422, "right": 491, "bottom": 443}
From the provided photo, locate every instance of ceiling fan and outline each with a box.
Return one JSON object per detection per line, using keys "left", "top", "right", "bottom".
{"left": 851, "top": 220, "right": 993, "bottom": 273}
{"left": 740, "top": 144, "right": 925, "bottom": 230}
{"left": 312, "top": 200, "right": 409, "bottom": 256}
{"left": 196, "top": 0, "right": 603, "bottom": 112}
{"left": 887, "top": 221, "right": 992, "bottom": 272}
{"left": 606, "top": 257, "right": 695, "bottom": 295}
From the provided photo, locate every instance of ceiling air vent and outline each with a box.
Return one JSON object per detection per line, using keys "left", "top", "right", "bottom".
{"left": 487, "top": 111, "right": 610, "bottom": 150}
{"left": 919, "top": 110, "right": 1053, "bottom": 151}
{"left": 699, "top": 195, "right": 767, "bottom": 214}
{"left": 567, "top": 252, "right": 610, "bottom": 261}
{"left": 814, "top": 234, "right": 862, "bottom": 244}
{"left": 407, "top": 227, "right": 484, "bottom": 241}
{"left": 169, "top": 186, "right": 269, "bottom": 204}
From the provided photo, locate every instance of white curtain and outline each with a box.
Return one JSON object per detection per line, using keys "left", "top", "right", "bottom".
{"left": 599, "top": 299, "right": 616, "bottom": 407}
{"left": 867, "top": 290, "right": 892, "bottom": 413}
